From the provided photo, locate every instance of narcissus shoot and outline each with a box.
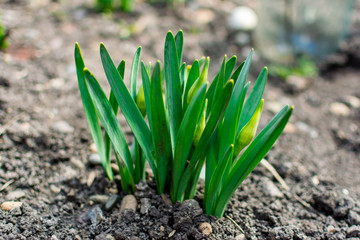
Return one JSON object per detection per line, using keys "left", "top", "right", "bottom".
{"left": 74, "top": 30, "right": 293, "bottom": 217}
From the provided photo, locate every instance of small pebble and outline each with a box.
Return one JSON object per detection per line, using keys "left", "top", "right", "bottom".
{"left": 90, "top": 195, "right": 109, "bottom": 204}
{"left": 236, "top": 234, "right": 246, "bottom": 240}
{"left": 6, "top": 190, "right": 26, "bottom": 200}
{"left": 263, "top": 180, "right": 284, "bottom": 198}
{"left": 87, "top": 171, "right": 97, "bottom": 187}
{"left": 1, "top": 201, "right": 23, "bottom": 211}
{"left": 111, "top": 163, "right": 119, "bottom": 173}
{"left": 89, "top": 143, "right": 98, "bottom": 153}
{"left": 348, "top": 210, "right": 360, "bottom": 225}
{"left": 235, "top": 32, "right": 251, "bottom": 45}
{"left": 88, "top": 206, "right": 105, "bottom": 226}
{"left": 140, "top": 198, "right": 151, "bottom": 214}
{"left": 105, "top": 195, "right": 120, "bottom": 211}
{"left": 286, "top": 75, "right": 310, "bottom": 92}
{"left": 266, "top": 101, "right": 283, "bottom": 115}
{"left": 347, "top": 225, "right": 360, "bottom": 237}
{"left": 168, "top": 230, "right": 176, "bottom": 238}
{"left": 195, "top": 9, "right": 215, "bottom": 24}
{"left": 312, "top": 175, "right": 320, "bottom": 185}
{"left": 50, "top": 185, "right": 61, "bottom": 194}
{"left": 50, "top": 235, "right": 59, "bottom": 240}
{"left": 52, "top": 121, "right": 74, "bottom": 133}
{"left": 70, "top": 158, "right": 85, "bottom": 170}
{"left": 327, "top": 225, "right": 336, "bottom": 233}
{"left": 295, "top": 121, "right": 319, "bottom": 138}
{"left": 329, "top": 102, "right": 351, "bottom": 117}
{"left": 95, "top": 233, "right": 114, "bottom": 240}
{"left": 88, "top": 154, "right": 102, "bottom": 165}
{"left": 49, "top": 78, "right": 65, "bottom": 89}
{"left": 129, "top": 237, "right": 140, "bottom": 240}
{"left": 284, "top": 122, "right": 297, "bottom": 134}
{"left": 343, "top": 95, "right": 360, "bottom": 108}
{"left": 120, "top": 195, "right": 137, "bottom": 212}
{"left": 199, "top": 222, "right": 212, "bottom": 235}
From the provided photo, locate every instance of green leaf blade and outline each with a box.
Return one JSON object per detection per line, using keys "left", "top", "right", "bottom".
{"left": 164, "top": 31, "right": 182, "bottom": 153}
{"left": 99, "top": 43, "right": 157, "bottom": 176}
{"left": 149, "top": 61, "right": 172, "bottom": 194}
{"left": 214, "top": 105, "right": 293, "bottom": 217}
{"left": 173, "top": 83, "right": 207, "bottom": 201}
{"left": 218, "top": 50, "right": 253, "bottom": 163}
{"left": 83, "top": 68, "right": 134, "bottom": 185}
{"left": 238, "top": 67, "right": 268, "bottom": 134}
{"left": 74, "top": 43, "right": 112, "bottom": 179}
{"left": 176, "top": 79, "right": 234, "bottom": 201}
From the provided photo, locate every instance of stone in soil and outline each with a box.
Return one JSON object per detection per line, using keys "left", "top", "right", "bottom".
{"left": 286, "top": 75, "right": 311, "bottom": 93}
{"left": 295, "top": 121, "right": 319, "bottom": 138}
{"left": 52, "top": 121, "right": 74, "bottom": 133}
{"left": 6, "top": 190, "right": 26, "bottom": 200}
{"left": 120, "top": 195, "right": 137, "bottom": 212}
{"left": 1, "top": 201, "right": 23, "bottom": 211}
{"left": 140, "top": 197, "right": 151, "bottom": 214}
{"left": 235, "top": 233, "right": 246, "bottom": 240}
{"left": 105, "top": 195, "right": 119, "bottom": 211}
{"left": 342, "top": 95, "right": 360, "bottom": 108}
{"left": 262, "top": 179, "right": 284, "bottom": 198}
{"left": 89, "top": 195, "right": 109, "bottom": 204}
{"left": 347, "top": 225, "right": 360, "bottom": 237}
{"left": 329, "top": 102, "right": 351, "bottom": 116}
{"left": 88, "top": 153, "right": 102, "bottom": 165}
{"left": 88, "top": 206, "right": 105, "bottom": 226}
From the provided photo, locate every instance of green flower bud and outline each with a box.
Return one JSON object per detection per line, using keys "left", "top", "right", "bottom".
{"left": 193, "top": 99, "right": 208, "bottom": 146}
{"left": 135, "top": 84, "right": 146, "bottom": 117}
{"left": 234, "top": 99, "right": 264, "bottom": 157}
{"left": 187, "top": 57, "right": 210, "bottom": 105}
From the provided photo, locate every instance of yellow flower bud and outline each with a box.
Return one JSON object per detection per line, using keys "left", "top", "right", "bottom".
{"left": 135, "top": 84, "right": 146, "bottom": 117}
{"left": 193, "top": 99, "right": 208, "bottom": 146}
{"left": 187, "top": 57, "right": 210, "bottom": 105}
{"left": 234, "top": 99, "right": 264, "bottom": 157}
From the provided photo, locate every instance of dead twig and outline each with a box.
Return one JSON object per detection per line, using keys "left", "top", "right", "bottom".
{"left": 226, "top": 215, "right": 245, "bottom": 234}
{"left": 0, "top": 113, "right": 25, "bottom": 136}
{"left": 261, "top": 159, "right": 290, "bottom": 191}
{"left": 0, "top": 179, "right": 14, "bottom": 192}
{"left": 261, "top": 159, "right": 314, "bottom": 211}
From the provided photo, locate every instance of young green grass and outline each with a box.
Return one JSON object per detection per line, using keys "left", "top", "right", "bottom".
{"left": 75, "top": 30, "right": 293, "bottom": 217}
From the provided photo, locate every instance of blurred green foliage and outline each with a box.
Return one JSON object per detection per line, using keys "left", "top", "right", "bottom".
{"left": 270, "top": 56, "right": 318, "bottom": 80}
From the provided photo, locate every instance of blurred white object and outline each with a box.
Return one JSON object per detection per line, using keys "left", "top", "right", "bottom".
{"left": 228, "top": 6, "right": 258, "bottom": 31}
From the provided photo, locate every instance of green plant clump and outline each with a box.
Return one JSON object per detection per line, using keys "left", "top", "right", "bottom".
{"left": 75, "top": 30, "right": 293, "bottom": 217}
